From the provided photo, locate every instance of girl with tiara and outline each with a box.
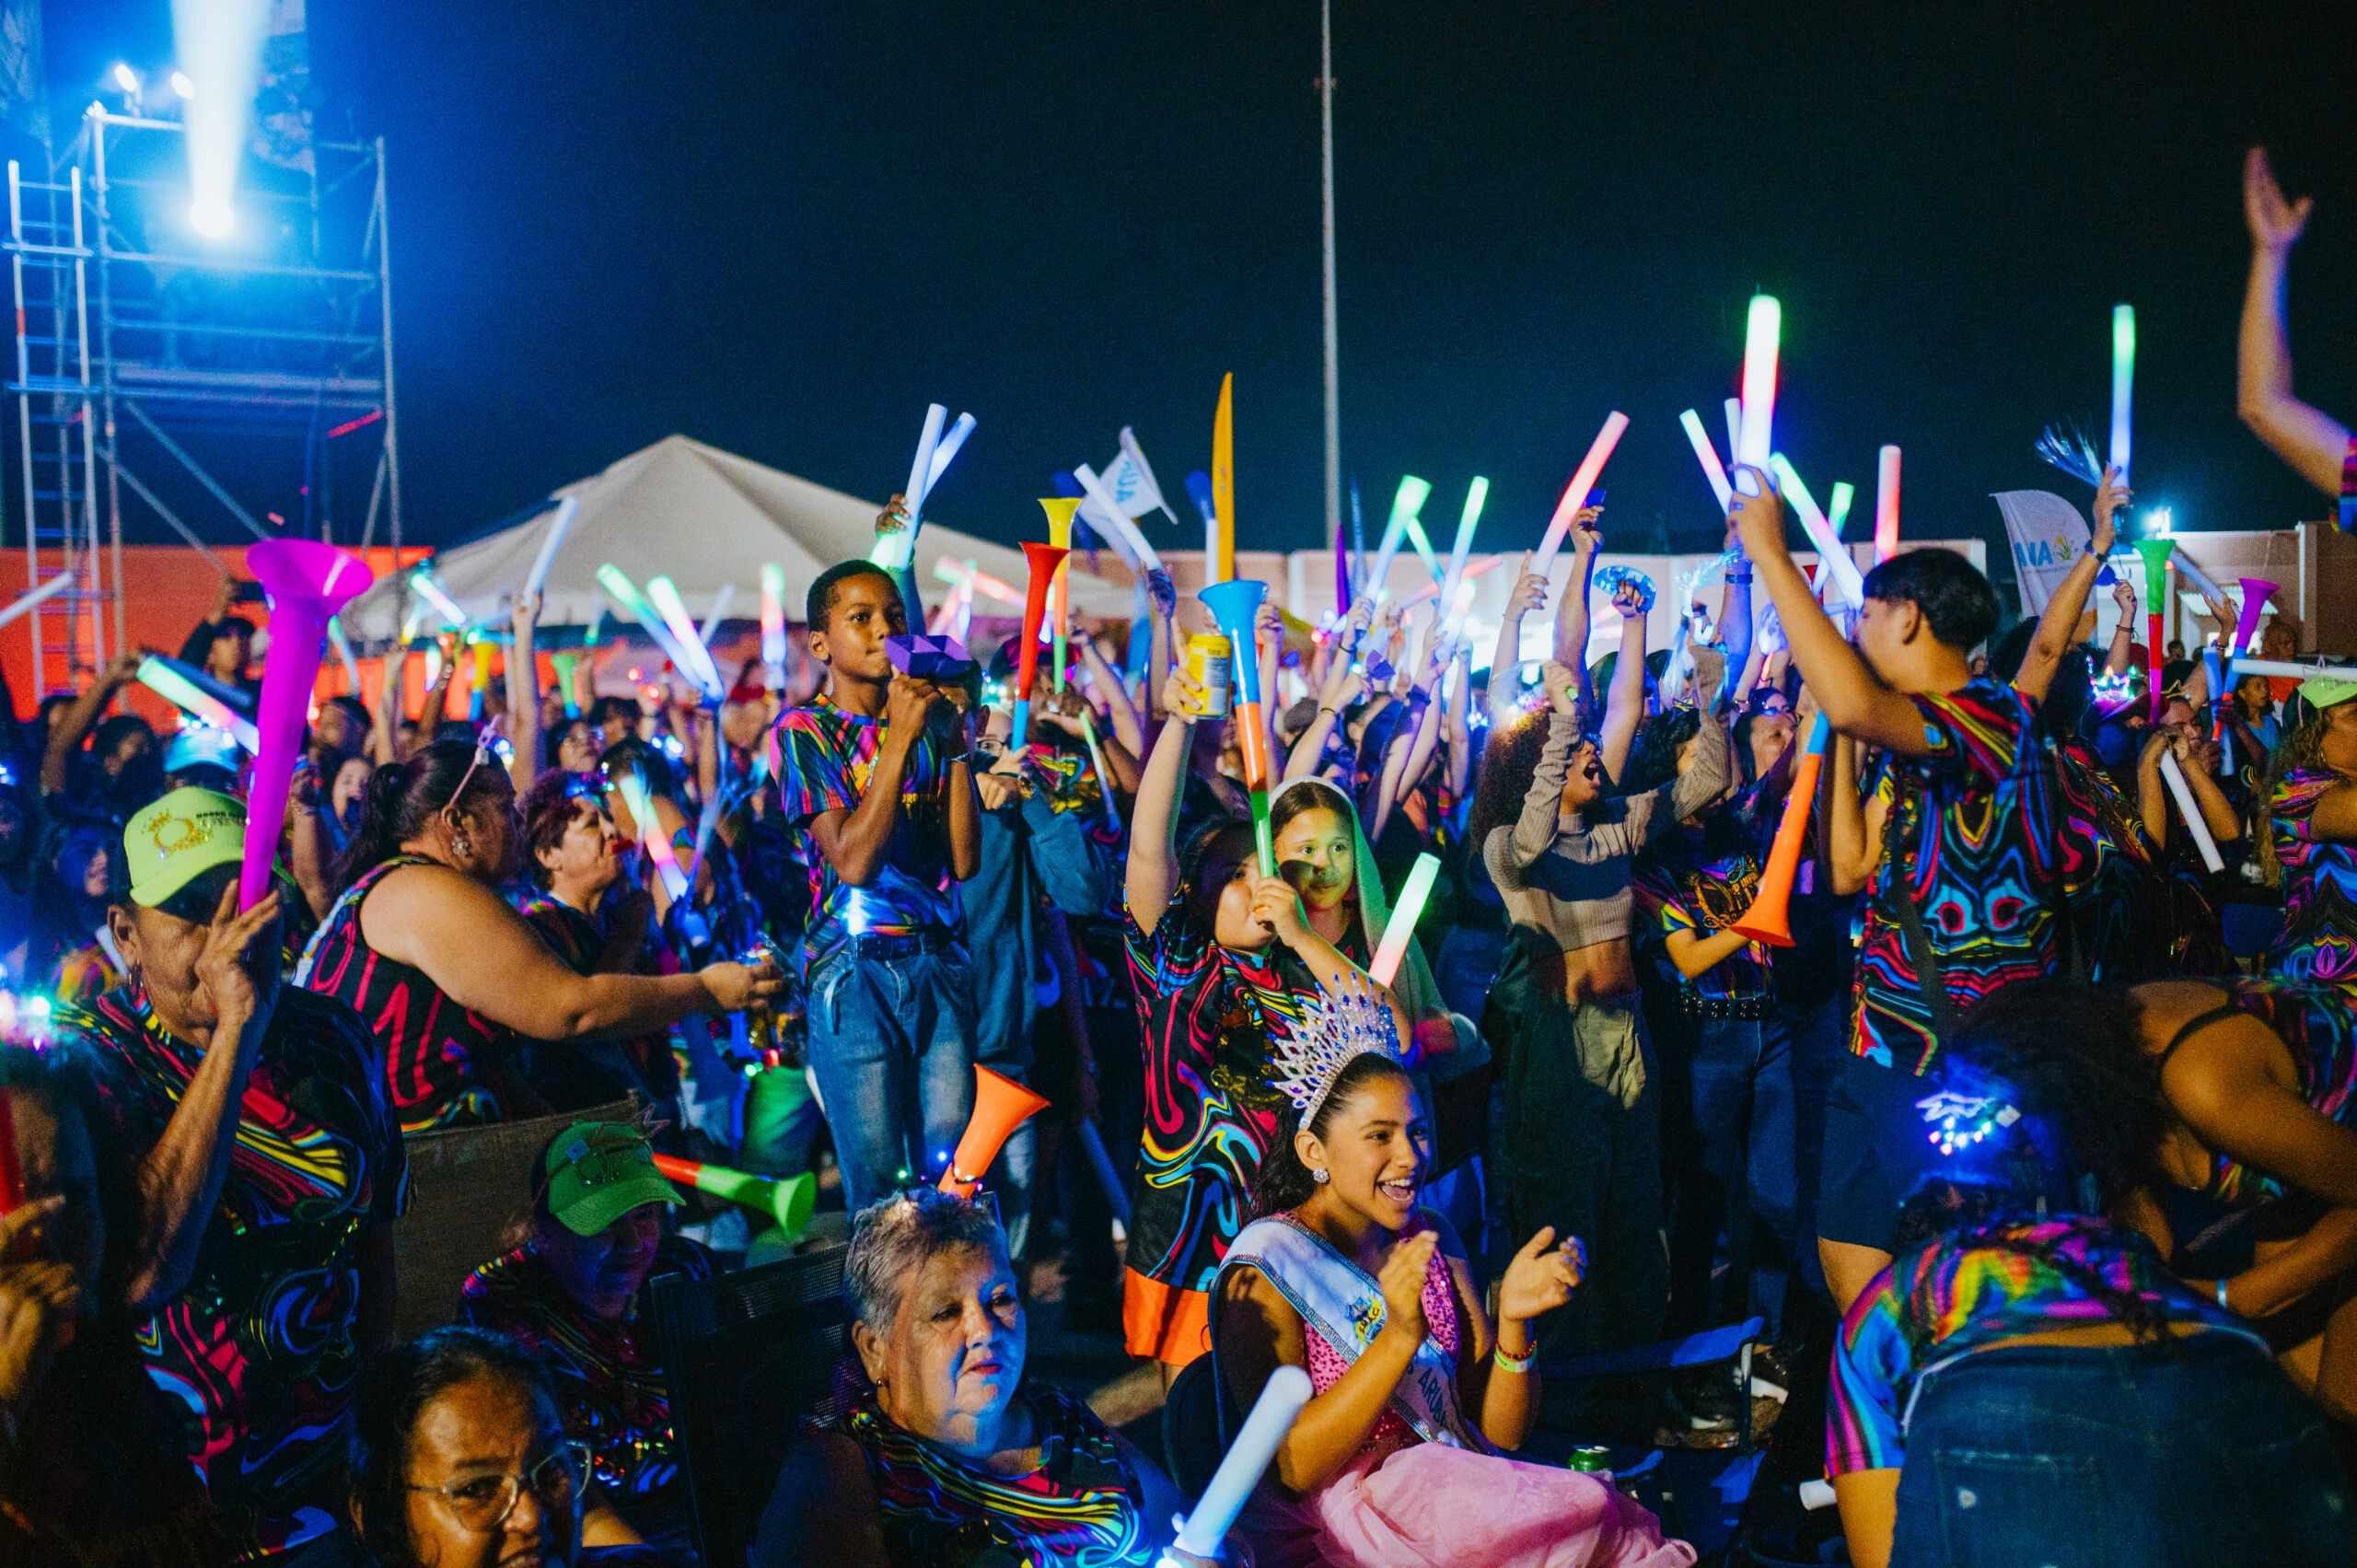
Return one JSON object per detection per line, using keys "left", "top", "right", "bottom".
{"left": 1124, "top": 659, "right": 1451, "bottom": 1380}
{"left": 1212, "top": 982, "right": 1695, "bottom": 1568}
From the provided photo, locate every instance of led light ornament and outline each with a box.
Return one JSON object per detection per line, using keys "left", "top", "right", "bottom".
{"left": 1918, "top": 1086, "right": 2022, "bottom": 1159}
{"left": 1531, "top": 412, "right": 1631, "bottom": 579}
{"left": 1199, "top": 579, "right": 1277, "bottom": 875}
{"left": 1591, "top": 563, "right": 1655, "bottom": 616}
{"left": 1368, "top": 853, "right": 1442, "bottom": 987}
{"left": 240, "top": 539, "right": 375, "bottom": 912}
{"left": 2131, "top": 537, "right": 2175, "bottom": 724}
{"left": 1734, "top": 714, "right": 1830, "bottom": 947}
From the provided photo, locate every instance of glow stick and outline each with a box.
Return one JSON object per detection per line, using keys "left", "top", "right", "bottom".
{"left": 2110, "top": 304, "right": 2134, "bottom": 485}
{"left": 1530, "top": 412, "right": 1630, "bottom": 578}
{"left": 2156, "top": 750, "right": 2224, "bottom": 872}
{"left": 1212, "top": 372, "right": 1237, "bottom": 584}
{"left": 327, "top": 616, "right": 360, "bottom": 692}
{"left": 552, "top": 652, "right": 580, "bottom": 718}
{"left": 137, "top": 657, "right": 260, "bottom": 752}
{"left": 925, "top": 412, "right": 976, "bottom": 497}
{"left": 1396, "top": 552, "right": 1506, "bottom": 610}
{"left": 1076, "top": 708, "right": 1122, "bottom": 833}
{"left": 1167, "top": 1365, "right": 1314, "bottom": 1564}
{"left": 2131, "top": 538, "right": 2173, "bottom": 724}
{"left": 1072, "top": 463, "right": 1164, "bottom": 571}
{"left": 1437, "top": 477, "right": 1487, "bottom": 613}
{"left": 2168, "top": 552, "right": 2224, "bottom": 603}
{"left": 1724, "top": 398, "right": 1743, "bottom": 470}
{"left": 1400, "top": 513, "right": 1445, "bottom": 586}
{"left": 884, "top": 403, "right": 946, "bottom": 571}
{"left": 700, "top": 583, "right": 735, "bottom": 649}
{"left": 760, "top": 563, "right": 786, "bottom": 670}
{"left": 931, "top": 556, "right": 1024, "bottom": 609}
{"left": 1368, "top": 852, "right": 1441, "bottom": 986}
{"left": 2230, "top": 657, "right": 2355, "bottom": 680}
{"left": 644, "top": 575, "right": 726, "bottom": 701}
{"left": 1366, "top": 476, "right": 1432, "bottom": 605}
{"left": 1768, "top": 455, "right": 1865, "bottom": 605}
{"left": 1875, "top": 446, "right": 1902, "bottom": 563}
{"left": 524, "top": 496, "right": 579, "bottom": 598}
{"left": 1678, "top": 410, "right": 1735, "bottom": 512}
{"left": 597, "top": 564, "right": 708, "bottom": 700}
{"left": 615, "top": 770, "right": 689, "bottom": 901}
{"left": 1737, "top": 295, "right": 1782, "bottom": 468}
{"left": 410, "top": 566, "right": 467, "bottom": 629}
{"left": 1828, "top": 482, "right": 1855, "bottom": 540}
{"left": 0, "top": 570, "right": 72, "bottom": 631}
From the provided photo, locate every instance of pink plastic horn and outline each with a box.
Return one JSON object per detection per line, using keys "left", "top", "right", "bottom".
{"left": 2229, "top": 577, "right": 2279, "bottom": 657}
{"left": 239, "top": 539, "right": 376, "bottom": 912}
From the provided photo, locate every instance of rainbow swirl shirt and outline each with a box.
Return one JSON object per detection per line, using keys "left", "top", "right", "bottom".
{"left": 2266, "top": 767, "right": 2357, "bottom": 987}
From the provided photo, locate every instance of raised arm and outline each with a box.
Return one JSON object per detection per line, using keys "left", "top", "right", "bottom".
{"left": 2105, "top": 578, "right": 2136, "bottom": 677}
{"left": 373, "top": 642, "right": 406, "bottom": 763}
{"left": 505, "top": 593, "right": 542, "bottom": 789}
{"left": 1498, "top": 668, "right": 1581, "bottom": 877}
{"left": 1486, "top": 554, "right": 1548, "bottom": 730}
{"left": 1597, "top": 582, "right": 1648, "bottom": 782}
{"left": 1144, "top": 567, "right": 1177, "bottom": 726}
{"left": 1554, "top": 511, "right": 1601, "bottom": 710}
{"left": 1444, "top": 646, "right": 1473, "bottom": 805}
{"left": 2016, "top": 472, "right": 2123, "bottom": 703}
{"left": 2237, "top": 147, "right": 2350, "bottom": 497}
{"left": 1717, "top": 544, "right": 1755, "bottom": 712}
{"left": 1124, "top": 668, "right": 1200, "bottom": 930}
{"left": 1286, "top": 656, "right": 1364, "bottom": 783}
{"left": 41, "top": 652, "right": 140, "bottom": 797}
{"left": 1826, "top": 733, "right": 1885, "bottom": 897}
{"left": 1727, "top": 467, "right": 1937, "bottom": 756}
{"left": 1073, "top": 632, "right": 1143, "bottom": 761}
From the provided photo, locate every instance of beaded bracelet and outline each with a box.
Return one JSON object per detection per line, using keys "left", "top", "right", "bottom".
{"left": 1493, "top": 1342, "right": 1536, "bottom": 1375}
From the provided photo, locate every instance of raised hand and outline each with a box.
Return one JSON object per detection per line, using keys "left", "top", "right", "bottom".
{"left": 1539, "top": 659, "right": 1580, "bottom": 717}
{"left": 1246, "top": 874, "right": 1310, "bottom": 947}
{"left": 1374, "top": 1227, "right": 1438, "bottom": 1348}
{"left": 1610, "top": 580, "right": 1647, "bottom": 620}
{"left": 2091, "top": 467, "right": 2131, "bottom": 554}
{"left": 1496, "top": 1225, "right": 1585, "bottom": 1325}
{"left": 2111, "top": 578, "right": 2138, "bottom": 620}
{"left": 1570, "top": 505, "right": 1604, "bottom": 556}
{"left": 192, "top": 881, "right": 283, "bottom": 1037}
{"left": 1162, "top": 667, "right": 1208, "bottom": 718}
{"left": 2245, "top": 146, "right": 2313, "bottom": 254}
{"left": 1725, "top": 465, "right": 1786, "bottom": 561}
{"left": 1503, "top": 552, "right": 1549, "bottom": 621}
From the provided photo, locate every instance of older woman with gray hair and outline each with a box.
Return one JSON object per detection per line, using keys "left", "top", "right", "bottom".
{"left": 753, "top": 1189, "right": 1224, "bottom": 1567}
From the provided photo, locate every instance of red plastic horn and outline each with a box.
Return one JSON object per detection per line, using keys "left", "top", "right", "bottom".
{"left": 938, "top": 1066, "right": 1052, "bottom": 1198}
{"left": 1011, "top": 541, "right": 1069, "bottom": 746}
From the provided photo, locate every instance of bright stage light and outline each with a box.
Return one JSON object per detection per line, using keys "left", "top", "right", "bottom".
{"left": 172, "top": 0, "right": 271, "bottom": 258}
{"left": 111, "top": 63, "right": 140, "bottom": 94}
{"left": 171, "top": 71, "right": 196, "bottom": 99}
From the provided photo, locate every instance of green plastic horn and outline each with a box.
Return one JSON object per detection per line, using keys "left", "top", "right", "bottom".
{"left": 653, "top": 1154, "right": 816, "bottom": 1239}
{"left": 2131, "top": 537, "right": 2175, "bottom": 725}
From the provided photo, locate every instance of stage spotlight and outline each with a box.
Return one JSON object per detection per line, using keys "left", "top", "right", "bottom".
{"left": 111, "top": 63, "right": 140, "bottom": 94}
{"left": 171, "top": 71, "right": 195, "bottom": 99}
{"left": 172, "top": 0, "right": 270, "bottom": 253}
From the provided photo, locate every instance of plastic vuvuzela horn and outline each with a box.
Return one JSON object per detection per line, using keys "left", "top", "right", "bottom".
{"left": 2132, "top": 537, "right": 2175, "bottom": 724}
{"left": 241, "top": 539, "right": 376, "bottom": 912}
{"left": 1199, "top": 579, "right": 1276, "bottom": 875}
{"left": 2229, "top": 577, "right": 2278, "bottom": 657}
{"left": 938, "top": 1066, "right": 1052, "bottom": 1197}
{"left": 652, "top": 1154, "right": 816, "bottom": 1239}
{"left": 1733, "top": 713, "right": 1831, "bottom": 947}
{"left": 1013, "top": 535, "right": 1070, "bottom": 751}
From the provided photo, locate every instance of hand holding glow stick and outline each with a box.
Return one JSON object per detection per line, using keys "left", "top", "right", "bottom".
{"left": 524, "top": 496, "right": 579, "bottom": 598}
{"left": 616, "top": 770, "right": 689, "bottom": 902}
{"left": 138, "top": 657, "right": 261, "bottom": 752}
{"left": 1678, "top": 410, "right": 1734, "bottom": 512}
{"left": 0, "top": 571, "right": 73, "bottom": 631}
{"left": 645, "top": 576, "right": 726, "bottom": 701}
{"left": 1767, "top": 456, "right": 1866, "bottom": 605}
{"left": 1368, "top": 853, "right": 1441, "bottom": 986}
{"left": 1530, "top": 412, "right": 1630, "bottom": 579}
{"left": 1165, "top": 1365, "right": 1314, "bottom": 1565}
{"left": 2156, "top": 749, "right": 2224, "bottom": 872}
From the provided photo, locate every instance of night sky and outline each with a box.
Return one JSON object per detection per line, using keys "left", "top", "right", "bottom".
{"left": 40, "top": 2, "right": 2357, "bottom": 597}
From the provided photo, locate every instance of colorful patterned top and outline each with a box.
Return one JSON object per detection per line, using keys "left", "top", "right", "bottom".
{"left": 771, "top": 692, "right": 963, "bottom": 976}
{"left": 2266, "top": 767, "right": 2357, "bottom": 986}
{"left": 296, "top": 855, "right": 512, "bottom": 1132}
{"left": 2049, "top": 738, "right": 2162, "bottom": 982}
{"left": 1632, "top": 806, "right": 1773, "bottom": 1005}
{"left": 2169, "top": 979, "right": 2357, "bottom": 1207}
{"left": 49, "top": 935, "right": 124, "bottom": 1005}
{"left": 1829, "top": 1217, "right": 2258, "bottom": 1476}
{"left": 1125, "top": 906, "right": 1354, "bottom": 1294}
{"left": 517, "top": 891, "right": 680, "bottom": 1103}
{"left": 456, "top": 1237, "right": 718, "bottom": 1502}
{"left": 1852, "top": 679, "right": 2064, "bottom": 1075}
{"left": 60, "top": 984, "right": 409, "bottom": 1560}
{"left": 837, "top": 1386, "right": 1149, "bottom": 1568}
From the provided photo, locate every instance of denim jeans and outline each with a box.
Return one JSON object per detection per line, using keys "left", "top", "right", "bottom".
{"left": 806, "top": 945, "right": 977, "bottom": 1212}
{"left": 1666, "top": 1012, "right": 1798, "bottom": 1342}
{"left": 1892, "top": 1336, "right": 2353, "bottom": 1567}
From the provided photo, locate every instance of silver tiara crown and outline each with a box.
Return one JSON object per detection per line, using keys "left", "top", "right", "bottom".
{"left": 1270, "top": 978, "right": 1404, "bottom": 1125}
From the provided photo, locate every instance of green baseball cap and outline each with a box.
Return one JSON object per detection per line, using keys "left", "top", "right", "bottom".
{"left": 125, "top": 787, "right": 248, "bottom": 908}
{"left": 543, "top": 1122, "right": 681, "bottom": 1237}
{"left": 2298, "top": 676, "right": 2357, "bottom": 712}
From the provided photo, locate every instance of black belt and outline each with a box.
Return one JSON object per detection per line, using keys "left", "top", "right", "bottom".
{"left": 1678, "top": 993, "right": 1774, "bottom": 1020}
{"left": 847, "top": 929, "right": 955, "bottom": 961}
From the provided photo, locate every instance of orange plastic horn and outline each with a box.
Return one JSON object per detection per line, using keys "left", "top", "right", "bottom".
{"left": 1732, "top": 714, "right": 1830, "bottom": 949}
{"left": 938, "top": 1066, "right": 1052, "bottom": 1198}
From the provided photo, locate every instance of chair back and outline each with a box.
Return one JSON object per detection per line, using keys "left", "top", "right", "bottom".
{"left": 393, "top": 1097, "right": 638, "bottom": 1342}
{"left": 652, "top": 1245, "right": 856, "bottom": 1568}
{"left": 1160, "top": 1353, "right": 1231, "bottom": 1503}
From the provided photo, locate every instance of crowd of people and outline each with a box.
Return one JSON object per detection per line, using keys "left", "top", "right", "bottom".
{"left": 1, "top": 147, "right": 2355, "bottom": 1568}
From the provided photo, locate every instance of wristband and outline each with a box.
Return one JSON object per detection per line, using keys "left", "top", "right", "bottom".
{"left": 1492, "top": 1342, "right": 1536, "bottom": 1376}
{"left": 2216, "top": 1278, "right": 2232, "bottom": 1312}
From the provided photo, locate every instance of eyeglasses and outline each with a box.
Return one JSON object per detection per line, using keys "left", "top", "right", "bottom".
{"left": 406, "top": 1440, "right": 590, "bottom": 1534}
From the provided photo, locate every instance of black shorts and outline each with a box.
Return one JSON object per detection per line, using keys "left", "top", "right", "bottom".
{"left": 1816, "top": 1051, "right": 1943, "bottom": 1254}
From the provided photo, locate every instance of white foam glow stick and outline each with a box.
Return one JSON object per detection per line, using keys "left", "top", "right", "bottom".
{"left": 524, "top": 496, "right": 579, "bottom": 598}
{"left": 700, "top": 583, "right": 735, "bottom": 649}
{"left": 2169, "top": 552, "right": 2224, "bottom": 603}
{"left": 1167, "top": 1365, "right": 1313, "bottom": 1563}
{"left": 2110, "top": 304, "right": 2134, "bottom": 486}
{"left": 1438, "top": 478, "right": 1486, "bottom": 613}
{"left": 1531, "top": 412, "right": 1631, "bottom": 578}
{"left": 0, "top": 571, "right": 72, "bottom": 630}
{"left": 410, "top": 567, "right": 468, "bottom": 630}
{"left": 1364, "top": 476, "right": 1431, "bottom": 607}
{"left": 925, "top": 412, "right": 975, "bottom": 497}
{"left": 1678, "top": 410, "right": 1734, "bottom": 512}
{"left": 615, "top": 770, "right": 689, "bottom": 901}
{"left": 2155, "top": 750, "right": 2224, "bottom": 872}
{"left": 1769, "top": 455, "right": 1865, "bottom": 605}
{"left": 2231, "top": 657, "right": 2357, "bottom": 680}
{"left": 1073, "top": 463, "right": 1164, "bottom": 571}
{"left": 598, "top": 565, "right": 710, "bottom": 699}
{"left": 644, "top": 575, "right": 726, "bottom": 700}
{"left": 328, "top": 617, "right": 361, "bottom": 692}
{"left": 1737, "top": 296, "right": 1782, "bottom": 468}
{"left": 1875, "top": 446, "right": 1902, "bottom": 563}
{"left": 904, "top": 403, "right": 947, "bottom": 518}
{"left": 1724, "top": 398, "right": 1743, "bottom": 469}
{"left": 1369, "top": 853, "right": 1442, "bottom": 986}
{"left": 761, "top": 563, "right": 786, "bottom": 670}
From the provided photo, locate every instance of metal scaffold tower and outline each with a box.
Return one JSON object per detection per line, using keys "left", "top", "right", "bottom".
{"left": 3, "top": 102, "right": 401, "bottom": 694}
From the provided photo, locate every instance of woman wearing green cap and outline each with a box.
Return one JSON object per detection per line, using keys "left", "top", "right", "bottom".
{"left": 457, "top": 1121, "right": 715, "bottom": 1549}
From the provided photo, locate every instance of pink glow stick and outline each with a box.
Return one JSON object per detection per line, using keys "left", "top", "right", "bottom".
{"left": 1875, "top": 446, "right": 1901, "bottom": 563}
{"left": 1530, "top": 412, "right": 1630, "bottom": 578}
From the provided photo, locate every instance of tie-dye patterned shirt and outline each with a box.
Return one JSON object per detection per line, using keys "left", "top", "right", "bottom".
{"left": 2265, "top": 767, "right": 2357, "bottom": 986}
{"left": 2172, "top": 978, "right": 2357, "bottom": 1207}
{"left": 1853, "top": 679, "right": 2064, "bottom": 1075}
{"left": 771, "top": 691, "right": 963, "bottom": 975}
{"left": 1125, "top": 905, "right": 1357, "bottom": 1294}
{"left": 62, "top": 984, "right": 409, "bottom": 1560}
{"left": 1829, "top": 1217, "right": 2258, "bottom": 1476}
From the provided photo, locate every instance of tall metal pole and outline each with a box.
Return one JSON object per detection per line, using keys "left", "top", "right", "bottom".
{"left": 1318, "top": 0, "right": 1341, "bottom": 563}
{"left": 374, "top": 137, "right": 402, "bottom": 558}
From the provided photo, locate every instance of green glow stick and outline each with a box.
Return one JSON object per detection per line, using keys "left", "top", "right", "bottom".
{"left": 137, "top": 657, "right": 260, "bottom": 752}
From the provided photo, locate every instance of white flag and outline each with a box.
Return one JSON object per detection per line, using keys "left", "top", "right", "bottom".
{"left": 1117, "top": 427, "right": 1180, "bottom": 525}
{"left": 1991, "top": 490, "right": 2093, "bottom": 618}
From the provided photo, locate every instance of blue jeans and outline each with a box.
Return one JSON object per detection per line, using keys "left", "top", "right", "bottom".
{"left": 1893, "top": 1336, "right": 2352, "bottom": 1567}
{"left": 806, "top": 944, "right": 977, "bottom": 1212}
{"left": 1668, "top": 1012, "right": 1797, "bottom": 1342}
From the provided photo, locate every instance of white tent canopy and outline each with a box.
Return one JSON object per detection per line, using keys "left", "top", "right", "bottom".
{"left": 339, "top": 434, "right": 1135, "bottom": 645}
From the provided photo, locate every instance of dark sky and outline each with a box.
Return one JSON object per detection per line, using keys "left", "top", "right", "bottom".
{"left": 41, "top": 2, "right": 2357, "bottom": 587}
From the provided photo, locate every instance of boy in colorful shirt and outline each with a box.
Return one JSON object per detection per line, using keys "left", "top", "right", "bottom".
{"left": 770, "top": 560, "right": 981, "bottom": 1209}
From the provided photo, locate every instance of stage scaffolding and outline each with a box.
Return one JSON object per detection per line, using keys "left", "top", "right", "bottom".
{"left": 3, "top": 103, "right": 401, "bottom": 694}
